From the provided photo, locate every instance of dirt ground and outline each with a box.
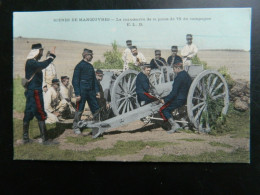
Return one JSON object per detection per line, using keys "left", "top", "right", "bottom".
{"left": 13, "top": 111, "right": 249, "bottom": 161}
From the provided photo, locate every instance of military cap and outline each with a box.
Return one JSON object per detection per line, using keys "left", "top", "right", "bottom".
{"left": 141, "top": 64, "right": 151, "bottom": 69}
{"left": 96, "top": 69, "right": 104, "bottom": 75}
{"left": 52, "top": 78, "right": 60, "bottom": 83}
{"left": 83, "top": 48, "right": 93, "bottom": 55}
{"left": 130, "top": 46, "right": 137, "bottom": 50}
{"left": 126, "top": 40, "right": 132, "bottom": 44}
{"left": 155, "top": 50, "right": 161, "bottom": 55}
{"left": 61, "top": 76, "right": 69, "bottom": 80}
{"left": 31, "top": 43, "right": 43, "bottom": 50}
{"left": 171, "top": 46, "right": 178, "bottom": 51}
{"left": 186, "top": 34, "right": 193, "bottom": 38}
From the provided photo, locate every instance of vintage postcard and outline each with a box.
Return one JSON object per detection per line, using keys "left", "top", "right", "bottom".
{"left": 13, "top": 8, "right": 251, "bottom": 162}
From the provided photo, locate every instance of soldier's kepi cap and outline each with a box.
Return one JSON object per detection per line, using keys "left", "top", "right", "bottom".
{"left": 96, "top": 69, "right": 104, "bottom": 75}
{"left": 82, "top": 48, "right": 93, "bottom": 56}
{"left": 171, "top": 46, "right": 178, "bottom": 51}
{"left": 61, "top": 76, "right": 69, "bottom": 80}
{"left": 141, "top": 64, "right": 151, "bottom": 69}
{"left": 52, "top": 79, "right": 60, "bottom": 83}
{"left": 186, "top": 34, "right": 193, "bottom": 39}
{"left": 155, "top": 50, "right": 161, "bottom": 55}
{"left": 32, "top": 43, "right": 44, "bottom": 50}
{"left": 126, "top": 40, "right": 132, "bottom": 45}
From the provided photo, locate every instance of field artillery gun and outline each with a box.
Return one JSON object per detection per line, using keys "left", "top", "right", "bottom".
{"left": 78, "top": 65, "right": 229, "bottom": 138}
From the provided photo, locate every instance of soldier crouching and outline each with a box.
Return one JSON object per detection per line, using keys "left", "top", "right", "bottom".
{"left": 44, "top": 79, "right": 70, "bottom": 124}
{"left": 72, "top": 49, "right": 100, "bottom": 135}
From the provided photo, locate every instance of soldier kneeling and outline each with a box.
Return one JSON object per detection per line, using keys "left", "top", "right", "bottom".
{"left": 159, "top": 62, "right": 192, "bottom": 133}
{"left": 44, "top": 79, "right": 70, "bottom": 124}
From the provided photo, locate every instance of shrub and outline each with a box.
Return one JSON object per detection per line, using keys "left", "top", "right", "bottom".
{"left": 192, "top": 54, "right": 209, "bottom": 70}
{"left": 93, "top": 41, "right": 124, "bottom": 69}
{"left": 217, "top": 66, "right": 235, "bottom": 89}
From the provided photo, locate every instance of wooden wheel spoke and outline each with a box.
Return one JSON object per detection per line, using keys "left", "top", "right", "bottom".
{"left": 212, "top": 92, "right": 226, "bottom": 100}
{"left": 194, "top": 104, "right": 206, "bottom": 122}
{"left": 118, "top": 100, "right": 127, "bottom": 112}
{"left": 192, "top": 102, "right": 205, "bottom": 111}
{"left": 193, "top": 97, "right": 204, "bottom": 101}
{"left": 206, "top": 74, "right": 213, "bottom": 91}
{"left": 129, "top": 100, "right": 134, "bottom": 110}
{"left": 126, "top": 100, "right": 130, "bottom": 112}
{"left": 116, "top": 92, "right": 124, "bottom": 96}
{"left": 211, "top": 83, "right": 224, "bottom": 96}
{"left": 118, "top": 82, "right": 126, "bottom": 93}
{"left": 129, "top": 76, "right": 137, "bottom": 92}
{"left": 127, "top": 75, "right": 132, "bottom": 90}
{"left": 209, "top": 76, "right": 218, "bottom": 94}
{"left": 116, "top": 97, "right": 125, "bottom": 102}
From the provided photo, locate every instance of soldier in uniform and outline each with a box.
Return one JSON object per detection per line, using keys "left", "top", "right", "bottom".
{"left": 23, "top": 43, "right": 56, "bottom": 144}
{"left": 150, "top": 50, "right": 167, "bottom": 70}
{"left": 44, "top": 79, "right": 70, "bottom": 124}
{"left": 95, "top": 69, "right": 111, "bottom": 120}
{"left": 60, "top": 76, "right": 76, "bottom": 116}
{"left": 181, "top": 34, "right": 198, "bottom": 66}
{"left": 72, "top": 49, "right": 100, "bottom": 135}
{"left": 167, "top": 46, "right": 183, "bottom": 67}
{"left": 122, "top": 40, "right": 133, "bottom": 71}
{"left": 42, "top": 51, "right": 57, "bottom": 89}
{"left": 159, "top": 62, "right": 192, "bottom": 133}
{"left": 136, "top": 64, "right": 157, "bottom": 106}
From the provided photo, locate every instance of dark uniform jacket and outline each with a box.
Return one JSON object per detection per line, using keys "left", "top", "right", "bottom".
{"left": 167, "top": 55, "right": 183, "bottom": 66}
{"left": 150, "top": 57, "right": 167, "bottom": 69}
{"left": 136, "top": 72, "right": 150, "bottom": 95}
{"left": 72, "top": 60, "right": 99, "bottom": 97}
{"left": 163, "top": 70, "right": 192, "bottom": 103}
{"left": 25, "top": 54, "right": 56, "bottom": 90}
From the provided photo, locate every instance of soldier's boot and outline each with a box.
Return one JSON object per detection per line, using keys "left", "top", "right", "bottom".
{"left": 38, "top": 121, "right": 58, "bottom": 145}
{"left": 22, "top": 121, "right": 31, "bottom": 144}
{"left": 167, "top": 117, "right": 181, "bottom": 134}
{"left": 73, "top": 111, "right": 83, "bottom": 135}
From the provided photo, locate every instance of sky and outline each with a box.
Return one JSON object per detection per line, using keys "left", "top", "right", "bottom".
{"left": 13, "top": 8, "right": 251, "bottom": 50}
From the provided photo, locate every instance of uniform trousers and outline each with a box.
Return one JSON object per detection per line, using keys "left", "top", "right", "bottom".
{"left": 159, "top": 99, "right": 186, "bottom": 121}
{"left": 23, "top": 89, "right": 47, "bottom": 122}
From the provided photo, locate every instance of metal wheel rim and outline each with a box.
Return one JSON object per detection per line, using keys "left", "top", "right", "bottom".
{"left": 187, "top": 70, "right": 229, "bottom": 129}
{"left": 111, "top": 70, "right": 139, "bottom": 115}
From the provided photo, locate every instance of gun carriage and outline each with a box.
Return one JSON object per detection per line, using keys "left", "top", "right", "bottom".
{"left": 78, "top": 65, "right": 229, "bottom": 138}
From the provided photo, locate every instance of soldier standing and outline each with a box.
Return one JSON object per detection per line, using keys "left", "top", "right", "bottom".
{"left": 136, "top": 64, "right": 157, "bottom": 106}
{"left": 23, "top": 43, "right": 56, "bottom": 144}
{"left": 150, "top": 50, "right": 167, "bottom": 70}
{"left": 181, "top": 34, "right": 198, "bottom": 66}
{"left": 167, "top": 46, "right": 183, "bottom": 67}
{"left": 72, "top": 49, "right": 100, "bottom": 135}
{"left": 159, "top": 62, "right": 192, "bottom": 133}
{"left": 122, "top": 40, "right": 133, "bottom": 71}
{"left": 42, "top": 51, "right": 57, "bottom": 89}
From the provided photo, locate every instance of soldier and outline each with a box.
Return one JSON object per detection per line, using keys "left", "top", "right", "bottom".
{"left": 60, "top": 76, "right": 76, "bottom": 116}
{"left": 181, "top": 34, "right": 198, "bottom": 66}
{"left": 23, "top": 43, "right": 56, "bottom": 144}
{"left": 95, "top": 69, "right": 111, "bottom": 120}
{"left": 122, "top": 40, "right": 133, "bottom": 71}
{"left": 44, "top": 79, "right": 70, "bottom": 124}
{"left": 72, "top": 49, "right": 100, "bottom": 135}
{"left": 159, "top": 62, "right": 192, "bottom": 133}
{"left": 130, "top": 46, "right": 146, "bottom": 68}
{"left": 167, "top": 46, "right": 183, "bottom": 67}
{"left": 136, "top": 64, "right": 157, "bottom": 106}
{"left": 150, "top": 50, "right": 167, "bottom": 70}
{"left": 42, "top": 51, "right": 57, "bottom": 89}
